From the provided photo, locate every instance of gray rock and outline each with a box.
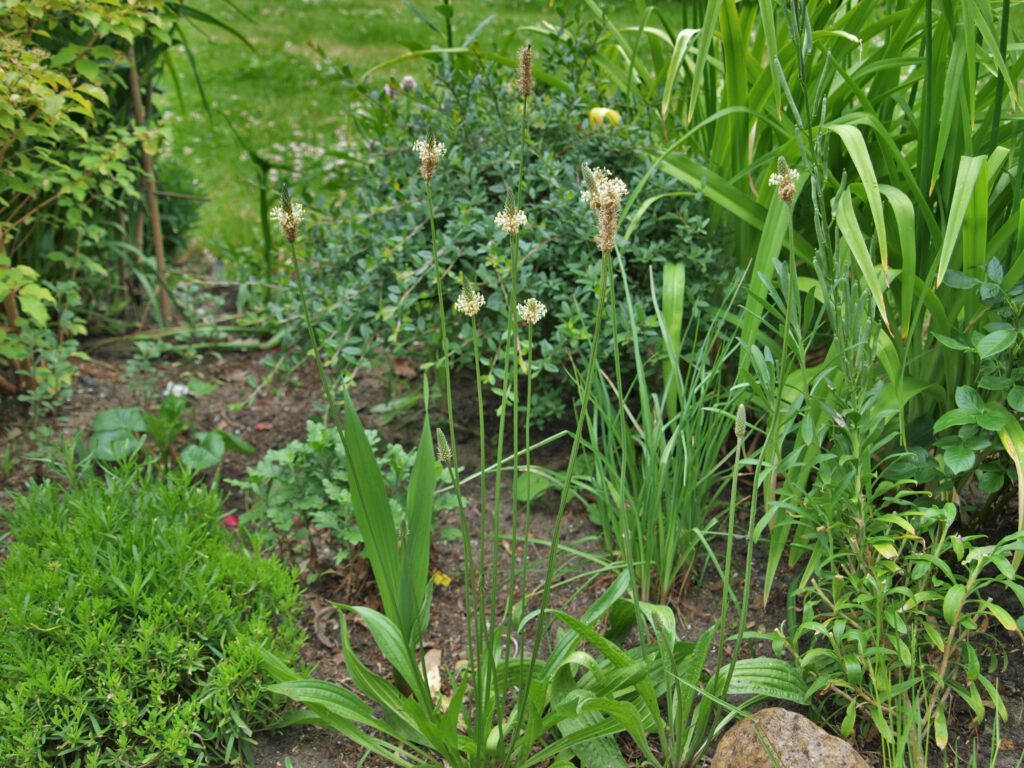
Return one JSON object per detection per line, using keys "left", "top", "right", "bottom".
{"left": 711, "top": 707, "right": 869, "bottom": 768}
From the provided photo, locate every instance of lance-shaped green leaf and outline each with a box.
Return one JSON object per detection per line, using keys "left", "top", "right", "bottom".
{"left": 836, "top": 188, "right": 892, "bottom": 333}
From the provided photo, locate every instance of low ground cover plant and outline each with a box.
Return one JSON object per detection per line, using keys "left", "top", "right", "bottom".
{"left": 88, "top": 393, "right": 256, "bottom": 473}
{"left": 0, "top": 461, "right": 303, "bottom": 767}
{"left": 231, "top": 417, "right": 456, "bottom": 568}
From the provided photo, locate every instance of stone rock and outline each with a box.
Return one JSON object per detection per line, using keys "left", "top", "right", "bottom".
{"left": 710, "top": 707, "right": 869, "bottom": 768}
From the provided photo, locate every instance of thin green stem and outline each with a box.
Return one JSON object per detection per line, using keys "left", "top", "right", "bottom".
{"left": 605, "top": 258, "right": 633, "bottom": 588}
{"left": 721, "top": 426, "right": 755, "bottom": 704}
{"left": 713, "top": 432, "right": 742, "bottom": 685}
{"left": 424, "top": 180, "right": 480, "bottom": 764}
{"left": 491, "top": 80, "right": 531, "bottom": 764}
{"left": 515, "top": 84, "right": 529, "bottom": 209}
{"left": 488, "top": 228, "right": 519, "bottom": 756}
{"left": 513, "top": 250, "right": 613, "bottom": 750}
{"left": 520, "top": 324, "right": 534, "bottom": 618}
{"left": 470, "top": 315, "right": 487, "bottom": 696}
{"left": 288, "top": 240, "right": 340, "bottom": 427}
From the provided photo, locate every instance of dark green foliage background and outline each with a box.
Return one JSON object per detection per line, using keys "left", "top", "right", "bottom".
{"left": 277, "top": 46, "right": 732, "bottom": 422}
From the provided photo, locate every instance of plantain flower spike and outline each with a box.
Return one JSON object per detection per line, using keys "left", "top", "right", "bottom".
{"left": 517, "top": 297, "right": 547, "bottom": 326}
{"left": 494, "top": 194, "right": 528, "bottom": 236}
{"left": 769, "top": 156, "right": 800, "bottom": 205}
{"left": 454, "top": 287, "right": 485, "bottom": 318}
{"left": 580, "top": 163, "right": 628, "bottom": 254}
{"left": 517, "top": 44, "right": 533, "bottom": 98}
{"left": 734, "top": 404, "right": 747, "bottom": 442}
{"left": 412, "top": 136, "right": 446, "bottom": 182}
{"left": 435, "top": 428, "right": 453, "bottom": 466}
{"left": 270, "top": 189, "right": 305, "bottom": 243}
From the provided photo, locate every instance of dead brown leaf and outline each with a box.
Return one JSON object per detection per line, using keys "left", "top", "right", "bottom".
{"left": 391, "top": 356, "right": 418, "bottom": 380}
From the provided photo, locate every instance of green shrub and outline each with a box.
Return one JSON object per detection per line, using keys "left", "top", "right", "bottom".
{"left": 1, "top": 1, "right": 213, "bottom": 411}
{"left": 0, "top": 463, "right": 303, "bottom": 767}
{"left": 266, "top": 45, "right": 732, "bottom": 423}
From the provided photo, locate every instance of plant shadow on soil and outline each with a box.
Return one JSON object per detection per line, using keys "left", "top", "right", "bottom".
{"left": 2, "top": 350, "right": 1023, "bottom": 768}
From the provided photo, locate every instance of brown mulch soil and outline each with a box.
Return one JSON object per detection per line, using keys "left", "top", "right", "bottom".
{"left": 2, "top": 349, "right": 1023, "bottom": 768}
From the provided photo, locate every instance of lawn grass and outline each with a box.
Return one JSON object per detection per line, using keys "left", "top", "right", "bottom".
{"left": 161, "top": 0, "right": 576, "bottom": 261}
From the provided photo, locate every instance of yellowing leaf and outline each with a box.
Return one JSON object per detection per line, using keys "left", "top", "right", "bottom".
{"left": 872, "top": 542, "right": 899, "bottom": 560}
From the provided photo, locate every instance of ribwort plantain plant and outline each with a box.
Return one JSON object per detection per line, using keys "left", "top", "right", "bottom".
{"left": 259, "top": 36, "right": 812, "bottom": 768}
{"left": 263, "top": 46, "right": 622, "bottom": 767}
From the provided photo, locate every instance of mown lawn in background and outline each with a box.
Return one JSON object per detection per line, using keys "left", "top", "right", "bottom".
{"left": 161, "top": 0, "right": 570, "bottom": 262}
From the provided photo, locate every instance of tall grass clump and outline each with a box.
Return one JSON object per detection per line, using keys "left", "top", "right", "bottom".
{"left": 581, "top": 262, "right": 743, "bottom": 602}
{"left": 580, "top": 0, "right": 1022, "bottom": 454}
{"left": 568, "top": 0, "right": 1024, "bottom": 762}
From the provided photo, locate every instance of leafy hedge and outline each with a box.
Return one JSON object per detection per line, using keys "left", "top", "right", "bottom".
{"left": 0, "top": 463, "right": 303, "bottom": 767}
{"left": 1, "top": 0, "right": 205, "bottom": 409}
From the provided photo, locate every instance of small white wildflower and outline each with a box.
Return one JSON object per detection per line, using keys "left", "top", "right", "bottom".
{"left": 401, "top": 75, "right": 417, "bottom": 91}
{"left": 494, "top": 206, "right": 528, "bottom": 235}
{"left": 768, "top": 157, "right": 800, "bottom": 205}
{"left": 269, "top": 198, "right": 305, "bottom": 242}
{"left": 517, "top": 297, "right": 547, "bottom": 326}
{"left": 162, "top": 381, "right": 190, "bottom": 398}
{"left": 412, "top": 137, "right": 446, "bottom": 181}
{"left": 454, "top": 288, "right": 485, "bottom": 317}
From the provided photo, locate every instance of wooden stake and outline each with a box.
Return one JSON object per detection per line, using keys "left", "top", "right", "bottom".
{"left": 127, "top": 45, "right": 171, "bottom": 326}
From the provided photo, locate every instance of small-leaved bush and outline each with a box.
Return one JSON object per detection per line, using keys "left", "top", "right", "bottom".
{"left": 266, "top": 41, "right": 730, "bottom": 422}
{"left": 0, "top": 462, "right": 303, "bottom": 767}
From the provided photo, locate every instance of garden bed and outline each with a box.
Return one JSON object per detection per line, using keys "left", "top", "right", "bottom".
{"left": 3, "top": 348, "right": 1022, "bottom": 767}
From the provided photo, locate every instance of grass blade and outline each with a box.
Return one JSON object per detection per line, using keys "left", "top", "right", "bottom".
{"left": 830, "top": 124, "right": 889, "bottom": 274}
{"left": 936, "top": 155, "right": 986, "bottom": 288}
{"left": 836, "top": 188, "right": 892, "bottom": 333}
{"left": 342, "top": 393, "right": 402, "bottom": 628}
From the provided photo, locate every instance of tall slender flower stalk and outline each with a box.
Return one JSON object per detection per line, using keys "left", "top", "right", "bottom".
{"left": 483, "top": 202, "right": 526, "bottom": 760}
{"left": 479, "top": 45, "right": 534, "bottom": 759}
{"left": 505, "top": 163, "right": 629, "bottom": 764}
{"left": 271, "top": 192, "right": 341, "bottom": 427}
{"left": 412, "top": 47, "right": 638, "bottom": 768}
{"left": 413, "top": 137, "right": 485, "bottom": 716}
{"left": 762, "top": 156, "right": 803, "bottom": 508}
